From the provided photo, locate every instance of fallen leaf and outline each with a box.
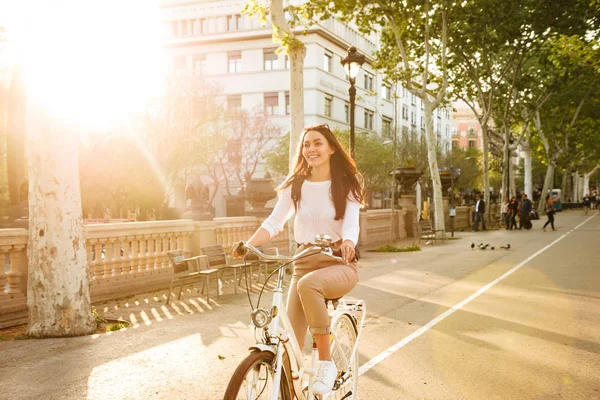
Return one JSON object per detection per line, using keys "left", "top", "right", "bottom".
{"left": 218, "top": 355, "right": 225, "bottom": 360}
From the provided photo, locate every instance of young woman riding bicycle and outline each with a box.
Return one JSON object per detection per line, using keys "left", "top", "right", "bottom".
{"left": 232, "top": 124, "right": 365, "bottom": 395}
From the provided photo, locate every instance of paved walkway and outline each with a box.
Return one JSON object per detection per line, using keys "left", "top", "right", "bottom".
{"left": 0, "top": 210, "right": 597, "bottom": 400}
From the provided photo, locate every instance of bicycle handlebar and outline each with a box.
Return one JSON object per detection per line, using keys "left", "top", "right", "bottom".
{"left": 235, "top": 241, "right": 350, "bottom": 266}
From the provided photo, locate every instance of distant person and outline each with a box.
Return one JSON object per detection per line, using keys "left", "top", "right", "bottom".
{"left": 542, "top": 193, "right": 559, "bottom": 232}
{"left": 501, "top": 197, "right": 510, "bottom": 230}
{"left": 508, "top": 196, "right": 519, "bottom": 230}
{"left": 520, "top": 194, "right": 533, "bottom": 230}
{"left": 591, "top": 192, "right": 597, "bottom": 209}
{"left": 583, "top": 194, "right": 591, "bottom": 214}
{"left": 472, "top": 193, "right": 486, "bottom": 231}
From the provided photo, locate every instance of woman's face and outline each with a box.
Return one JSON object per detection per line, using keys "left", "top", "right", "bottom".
{"left": 302, "top": 130, "right": 335, "bottom": 169}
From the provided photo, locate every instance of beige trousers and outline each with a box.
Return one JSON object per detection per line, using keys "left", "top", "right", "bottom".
{"left": 286, "top": 244, "right": 358, "bottom": 347}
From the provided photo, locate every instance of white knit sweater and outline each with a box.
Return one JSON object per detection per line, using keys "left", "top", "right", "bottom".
{"left": 260, "top": 180, "right": 361, "bottom": 246}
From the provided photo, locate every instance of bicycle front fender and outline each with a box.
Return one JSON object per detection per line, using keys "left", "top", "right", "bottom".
{"left": 249, "top": 344, "right": 277, "bottom": 355}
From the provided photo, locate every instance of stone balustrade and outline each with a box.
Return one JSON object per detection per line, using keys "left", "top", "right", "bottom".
{"left": 0, "top": 229, "right": 29, "bottom": 316}
{"left": 1, "top": 207, "right": 479, "bottom": 321}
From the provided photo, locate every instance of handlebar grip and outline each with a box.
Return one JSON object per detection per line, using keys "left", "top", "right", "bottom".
{"left": 235, "top": 241, "right": 247, "bottom": 256}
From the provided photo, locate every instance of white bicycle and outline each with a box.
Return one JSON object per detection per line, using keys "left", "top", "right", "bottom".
{"left": 223, "top": 235, "right": 366, "bottom": 400}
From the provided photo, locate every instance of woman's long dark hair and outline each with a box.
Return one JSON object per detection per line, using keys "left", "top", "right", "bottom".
{"left": 278, "top": 124, "right": 365, "bottom": 220}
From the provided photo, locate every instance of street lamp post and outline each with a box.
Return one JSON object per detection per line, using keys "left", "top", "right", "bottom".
{"left": 341, "top": 46, "right": 365, "bottom": 159}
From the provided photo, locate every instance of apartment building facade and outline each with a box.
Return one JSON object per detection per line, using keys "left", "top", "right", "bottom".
{"left": 160, "top": 0, "right": 453, "bottom": 216}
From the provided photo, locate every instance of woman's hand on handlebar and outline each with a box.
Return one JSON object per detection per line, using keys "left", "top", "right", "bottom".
{"left": 230, "top": 241, "right": 247, "bottom": 259}
{"left": 340, "top": 240, "right": 356, "bottom": 263}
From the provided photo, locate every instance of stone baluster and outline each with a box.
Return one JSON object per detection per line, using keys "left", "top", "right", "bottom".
{"left": 161, "top": 235, "right": 169, "bottom": 268}
{"left": 7, "top": 246, "right": 23, "bottom": 294}
{"left": 130, "top": 236, "right": 139, "bottom": 273}
{"left": 0, "top": 246, "right": 8, "bottom": 292}
{"left": 154, "top": 235, "right": 162, "bottom": 269}
{"left": 93, "top": 241, "right": 104, "bottom": 279}
{"left": 86, "top": 240, "right": 94, "bottom": 281}
{"left": 143, "top": 236, "right": 151, "bottom": 272}
{"left": 176, "top": 232, "right": 185, "bottom": 251}
{"left": 183, "top": 232, "right": 191, "bottom": 257}
{"left": 152, "top": 235, "right": 161, "bottom": 270}
{"left": 170, "top": 234, "right": 177, "bottom": 252}
{"left": 122, "top": 238, "right": 131, "bottom": 274}
{"left": 113, "top": 237, "right": 123, "bottom": 276}
{"left": 104, "top": 239, "right": 114, "bottom": 277}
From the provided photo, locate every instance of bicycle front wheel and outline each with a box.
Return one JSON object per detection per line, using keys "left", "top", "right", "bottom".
{"left": 223, "top": 350, "right": 292, "bottom": 400}
{"left": 330, "top": 314, "right": 359, "bottom": 400}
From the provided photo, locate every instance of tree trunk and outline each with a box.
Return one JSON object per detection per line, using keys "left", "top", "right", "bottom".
{"left": 509, "top": 156, "right": 516, "bottom": 198}
{"left": 523, "top": 144, "right": 533, "bottom": 199}
{"left": 538, "top": 160, "right": 556, "bottom": 214}
{"left": 26, "top": 103, "right": 96, "bottom": 337}
{"left": 6, "top": 64, "right": 27, "bottom": 220}
{"left": 423, "top": 101, "right": 445, "bottom": 233}
{"left": 561, "top": 168, "right": 569, "bottom": 199}
{"left": 481, "top": 124, "right": 491, "bottom": 218}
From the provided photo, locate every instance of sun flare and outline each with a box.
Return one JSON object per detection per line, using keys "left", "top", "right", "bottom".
{"left": 4, "top": 0, "right": 164, "bottom": 129}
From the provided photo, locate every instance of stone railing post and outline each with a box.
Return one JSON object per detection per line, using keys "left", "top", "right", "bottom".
{"left": 7, "top": 246, "right": 23, "bottom": 294}
{"left": 0, "top": 247, "right": 7, "bottom": 291}
{"left": 121, "top": 238, "right": 131, "bottom": 275}
{"left": 191, "top": 221, "right": 215, "bottom": 256}
{"left": 359, "top": 212, "right": 368, "bottom": 247}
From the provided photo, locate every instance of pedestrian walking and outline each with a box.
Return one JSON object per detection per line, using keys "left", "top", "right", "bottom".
{"left": 508, "top": 196, "right": 519, "bottom": 230}
{"left": 472, "top": 193, "right": 486, "bottom": 231}
{"left": 542, "top": 193, "right": 559, "bottom": 231}
{"left": 501, "top": 197, "right": 510, "bottom": 230}
{"left": 520, "top": 194, "right": 533, "bottom": 230}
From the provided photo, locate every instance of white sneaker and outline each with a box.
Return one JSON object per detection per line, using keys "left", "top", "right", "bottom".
{"left": 312, "top": 360, "right": 337, "bottom": 395}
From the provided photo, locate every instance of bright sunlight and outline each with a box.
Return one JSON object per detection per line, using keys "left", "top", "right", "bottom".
{"left": 3, "top": 0, "right": 164, "bottom": 129}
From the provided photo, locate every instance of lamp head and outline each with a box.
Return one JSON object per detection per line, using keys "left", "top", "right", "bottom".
{"left": 341, "top": 46, "right": 365, "bottom": 80}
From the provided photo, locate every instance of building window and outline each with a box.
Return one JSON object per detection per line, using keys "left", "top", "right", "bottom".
{"left": 193, "top": 55, "right": 206, "bottom": 76}
{"left": 364, "top": 72, "right": 374, "bottom": 91}
{"left": 264, "top": 92, "right": 278, "bottom": 115}
{"left": 285, "top": 55, "right": 290, "bottom": 69}
{"left": 228, "top": 51, "right": 242, "bottom": 73}
{"left": 324, "top": 94, "right": 333, "bottom": 117}
{"left": 452, "top": 140, "right": 459, "bottom": 149}
{"left": 323, "top": 49, "right": 333, "bottom": 72}
{"left": 228, "top": 94, "right": 241, "bottom": 111}
{"left": 382, "top": 84, "right": 391, "bottom": 101}
{"left": 402, "top": 105, "right": 409, "bottom": 121}
{"left": 345, "top": 103, "right": 350, "bottom": 123}
{"left": 285, "top": 92, "right": 290, "bottom": 115}
{"left": 201, "top": 18, "right": 209, "bottom": 33}
{"left": 411, "top": 93, "right": 416, "bottom": 105}
{"left": 364, "top": 109, "right": 374, "bottom": 130}
{"left": 468, "top": 139, "right": 476, "bottom": 149}
{"left": 421, "top": 116, "right": 425, "bottom": 129}
{"left": 382, "top": 117, "right": 392, "bottom": 138}
{"left": 411, "top": 111, "right": 416, "bottom": 126}
{"left": 264, "top": 49, "right": 279, "bottom": 70}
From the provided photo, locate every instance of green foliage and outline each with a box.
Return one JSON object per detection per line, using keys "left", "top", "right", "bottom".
{"left": 107, "top": 322, "right": 127, "bottom": 332}
{"left": 91, "top": 306, "right": 106, "bottom": 324}
{"left": 371, "top": 244, "right": 421, "bottom": 252}
{"left": 263, "top": 132, "right": 290, "bottom": 179}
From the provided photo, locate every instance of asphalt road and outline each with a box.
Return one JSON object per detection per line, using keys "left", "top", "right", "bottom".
{"left": 0, "top": 210, "right": 598, "bottom": 400}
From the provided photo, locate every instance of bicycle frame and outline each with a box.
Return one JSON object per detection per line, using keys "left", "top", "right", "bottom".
{"left": 247, "top": 253, "right": 366, "bottom": 400}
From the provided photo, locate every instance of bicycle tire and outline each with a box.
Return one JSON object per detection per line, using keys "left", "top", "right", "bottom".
{"left": 223, "top": 350, "right": 292, "bottom": 400}
{"left": 330, "top": 314, "right": 359, "bottom": 400}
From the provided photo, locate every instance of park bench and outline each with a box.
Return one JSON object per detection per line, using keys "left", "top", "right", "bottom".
{"left": 166, "top": 250, "right": 219, "bottom": 304}
{"left": 200, "top": 244, "right": 256, "bottom": 294}
{"left": 415, "top": 219, "right": 446, "bottom": 245}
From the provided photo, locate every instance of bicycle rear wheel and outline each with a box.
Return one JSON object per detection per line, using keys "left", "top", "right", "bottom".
{"left": 223, "top": 350, "right": 292, "bottom": 400}
{"left": 330, "top": 314, "right": 359, "bottom": 400}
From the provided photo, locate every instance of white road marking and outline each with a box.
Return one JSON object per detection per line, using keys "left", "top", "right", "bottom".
{"left": 358, "top": 213, "right": 597, "bottom": 376}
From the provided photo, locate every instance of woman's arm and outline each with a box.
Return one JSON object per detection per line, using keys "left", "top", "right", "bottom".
{"left": 340, "top": 199, "right": 361, "bottom": 262}
{"left": 232, "top": 186, "right": 294, "bottom": 258}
